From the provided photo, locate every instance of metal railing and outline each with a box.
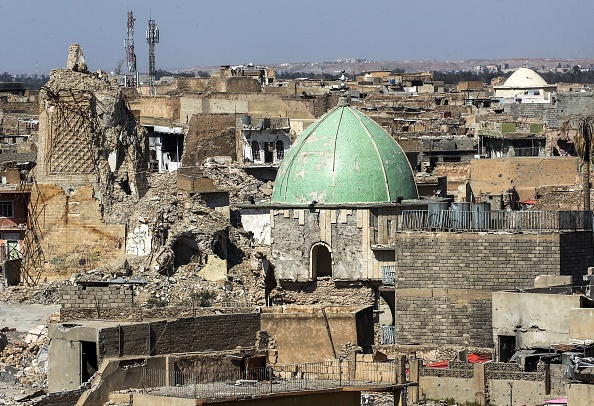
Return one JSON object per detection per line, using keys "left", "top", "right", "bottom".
{"left": 381, "top": 265, "right": 396, "bottom": 285}
{"left": 381, "top": 326, "right": 396, "bottom": 345}
{"left": 401, "top": 210, "right": 593, "bottom": 232}
{"left": 136, "top": 360, "right": 398, "bottom": 399}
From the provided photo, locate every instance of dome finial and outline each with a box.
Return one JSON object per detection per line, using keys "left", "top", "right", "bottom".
{"left": 337, "top": 69, "right": 349, "bottom": 107}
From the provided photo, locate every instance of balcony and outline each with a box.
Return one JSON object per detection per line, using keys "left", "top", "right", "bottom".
{"left": 381, "top": 265, "right": 395, "bottom": 286}
{"left": 401, "top": 210, "right": 592, "bottom": 233}
{"left": 381, "top": 325, "right": 395, "bottom": 344}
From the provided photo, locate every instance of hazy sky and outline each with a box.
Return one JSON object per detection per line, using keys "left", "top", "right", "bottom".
{"left": 1, "top": 0, "right": 594, "bottom": 74}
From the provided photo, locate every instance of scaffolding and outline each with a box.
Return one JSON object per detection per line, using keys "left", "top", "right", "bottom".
{"left": 18, "top": 170, "right": 46, "bottom": 286}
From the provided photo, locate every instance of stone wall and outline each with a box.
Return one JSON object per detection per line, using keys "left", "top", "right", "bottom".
{"left": 129, "top": 95, "right": 180, "bottom": 124}
{"left": 504, "top": 103, "right": 548, "bottom": 120}
{"left": 557, "top": 92, "right": 594, "bottom": 124}
{"left": 560, "top": 231, "right": 594, "bottom": 281}
{"left": 226, "top": 77, "right": 261, "bottom": 93}
{"left": 271, "top": 208, "right": 366, "bottom": 281}
{"left": 393, "top": 231, "right": 593, "bottom": 347}
{"left": 59, "top": 285, "right": 134, "bottom": 309}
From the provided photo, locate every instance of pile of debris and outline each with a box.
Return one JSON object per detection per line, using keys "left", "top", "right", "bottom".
{"left": 201, "top": 158, "right": 273, "bottom": 207}
{"left": 0, "top": 328, "right": 48, "bottom": 392}
{"left": 1, "top": 281, "right": 69, "bottom": 305}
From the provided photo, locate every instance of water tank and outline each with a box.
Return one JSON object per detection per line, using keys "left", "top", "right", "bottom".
{"left": 239, "top": 116, "right": 251, "bottom": 126}
{"left": 451, "top": 202, "right": 471, "bottom": 229}
{"left": 471, "top": 202, "right": 492, "bottom": 230}
{"left": 428, "top": 201, "right": 450, "bottom": 228}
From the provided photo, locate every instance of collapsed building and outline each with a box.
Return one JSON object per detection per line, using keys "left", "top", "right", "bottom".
{"left": 30, "top": 45, "right": 149, "bottom": 276}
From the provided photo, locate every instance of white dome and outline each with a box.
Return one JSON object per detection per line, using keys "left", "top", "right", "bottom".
{"left": 503, "top": 68, "right": 548, "bottom": 87}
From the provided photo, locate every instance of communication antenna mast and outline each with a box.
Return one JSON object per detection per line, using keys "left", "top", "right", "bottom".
{"left": 125, "top": 10, "right": 138, "bottom": 87}
{"left": 146, "top": 15, "right": 159, "bottom": 96}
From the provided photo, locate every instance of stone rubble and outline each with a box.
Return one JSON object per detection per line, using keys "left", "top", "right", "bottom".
{"left": 4, "top": 164, "right": 271, "bottom": 309}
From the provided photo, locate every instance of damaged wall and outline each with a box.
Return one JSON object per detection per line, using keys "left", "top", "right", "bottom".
{"left": 470, "top": 157, "right": 579, "bottom": 201}
{"left": 37, "top": 65, "right": 148, "bottom": 199}
{"left": 48, "top": 313, "right": 261, "bottom": 391}
{"left": 34, "top": 183, "right": 125, "bottom": 272}
{"left": 182, "top": 113, "right": 237, "bottom": 166}
{"left": 31, "top": 48, "right": 151, "bottom": 275}
{"left": 261, "top": 305, "right": 373, "bottom": 364}
{"left": 127, "top": 95, "right": 180, "bottom": 126}
{"left": 270, "top": 208, "right": 366, "bottom": 281}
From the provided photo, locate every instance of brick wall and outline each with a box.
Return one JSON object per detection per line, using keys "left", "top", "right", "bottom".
{"left": 60, "top": 285, "right": 134, "bottom": 309}
{"left": 393, "top": 231, "right": 593, "bottom": 347}
{"left": 557, "top": 92, "right": 594, "bottom": 124}
{"left": 97, "top": 313, "right": 261, "bottom": 361}
{"left": 504, "top": 103, "right": 547, "bottom": 120}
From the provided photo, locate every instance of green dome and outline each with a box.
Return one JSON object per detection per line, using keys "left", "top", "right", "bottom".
{"left": 271, "top": 105, "right": 418, "bottom": 204}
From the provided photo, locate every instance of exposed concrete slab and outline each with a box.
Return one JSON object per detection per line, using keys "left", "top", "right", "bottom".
{"left": 0, "top": 303, "right": 60, "bottom": 333}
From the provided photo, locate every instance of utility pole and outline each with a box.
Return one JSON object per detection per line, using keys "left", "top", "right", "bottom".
{"left": 125, "top": 11, "right": 138, "bottom": 87}
{"left": 146, "top": 15, "right": 159, "bottom": 96}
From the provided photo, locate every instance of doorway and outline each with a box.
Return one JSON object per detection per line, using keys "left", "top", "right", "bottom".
{"left": 311, "top": 243, "right": 332, "bottom": 278}
{"left": 80, "top": 341, "right": 98, "bottom": 383}
{"left": 498, "top": 335, "right": 516, "bottom": 362}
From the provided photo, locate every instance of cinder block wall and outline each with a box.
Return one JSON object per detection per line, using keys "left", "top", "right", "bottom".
{"left": 393, "top": 231, "right": 593, "bottom": 347}
{"left": 60, "top": 285, "right": 134, "bottom": 309}
{"left": 97, "top": 313, "right": 261, "bottom": 361}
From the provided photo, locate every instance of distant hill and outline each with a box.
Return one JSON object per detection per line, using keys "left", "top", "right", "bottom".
{"left": 181, "top": 58, "right": 594, "bottom": 76}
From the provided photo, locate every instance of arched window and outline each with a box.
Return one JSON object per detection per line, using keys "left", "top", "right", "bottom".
{"left": 311, "top": 243, "right": 332, "bottom": 278}
{"left": 251, "top": 141, "right": 260, "bottom": 161}
{"left": 275, "top": 140, "right": 284, "bottom": 161}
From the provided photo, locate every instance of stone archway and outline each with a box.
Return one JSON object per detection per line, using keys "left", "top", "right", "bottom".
{"left": 310, "top": 242, "right": 332, "bottom": 279}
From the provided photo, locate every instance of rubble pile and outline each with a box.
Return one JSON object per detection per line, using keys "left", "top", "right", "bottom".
{"left": 0, "top": 332, "right": 48, "bottom": 389}
{"left": 270, "top": 279, "right": 374, "bottom": 306}
{"left": 200, "top": 158, "right": 272, "bottom": 207}
{"left": 4, "top": 163, "right": 271, "bottom": 307}
{"left": 530, "top": 185, "right": 584, "bottom": 211}
{"left": 2, "top": 281, "right": 69, "bottom": 305}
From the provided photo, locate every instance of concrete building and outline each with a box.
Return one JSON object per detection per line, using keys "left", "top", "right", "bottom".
{"left": 145, "top": 124, "right": 184, "bottom": 172}
{"left": 492, "top": 285, "right": 594, "bottom": 362}
{"left": 236, "top": 115, "right": 293, "bottom": 181}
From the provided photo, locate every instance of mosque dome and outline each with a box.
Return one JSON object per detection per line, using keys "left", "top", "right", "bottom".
{"left": 271, "top": 102, "right": 418, "bottom": 205}
{"left": 503, "top": 68, "right": 548, "bottom": 87}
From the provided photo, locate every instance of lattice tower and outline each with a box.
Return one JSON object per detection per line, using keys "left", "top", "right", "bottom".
{"left": 146, "top": 18, "right": 159, "bottom": 96}
{"left": 125, "top": 11, "right": 137, "bottom": 87}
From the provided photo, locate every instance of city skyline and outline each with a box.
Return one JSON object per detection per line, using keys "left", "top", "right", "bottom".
{"left": 1, "top": 0, "right": 594, "bottom": 75}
